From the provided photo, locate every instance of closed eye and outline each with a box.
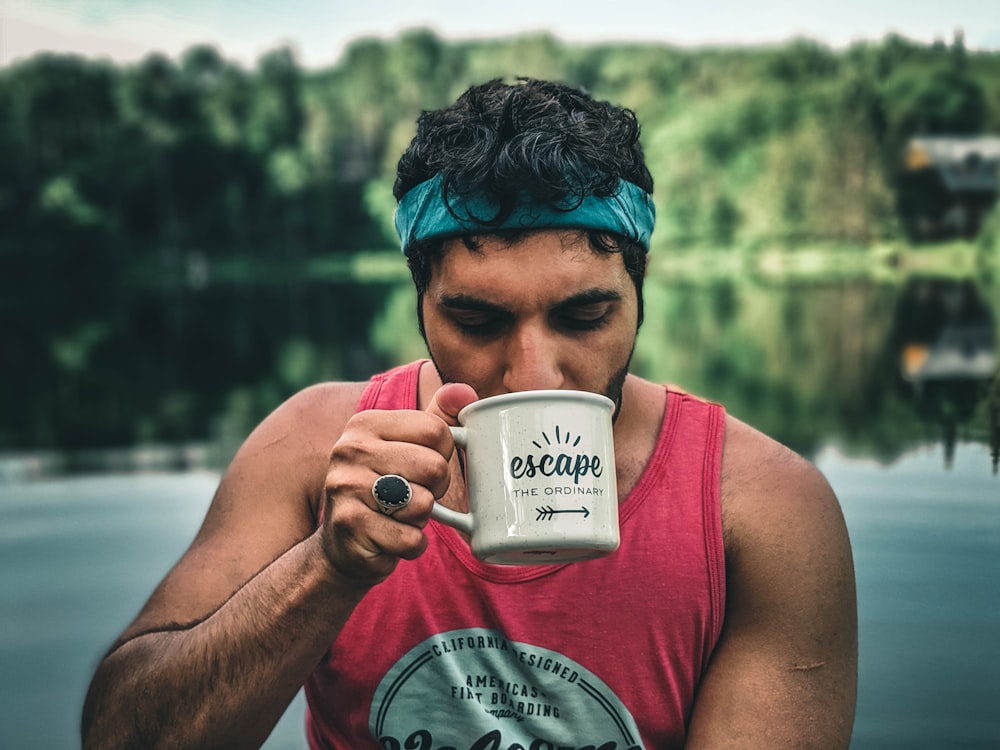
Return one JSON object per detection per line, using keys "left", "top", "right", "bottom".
{"left": 552, "top": 290, "right": 621, "bottom": 332}
{"left": 439, "top": 295, "right": 512, "bottom": 338}
{"left": 555, "top": 304, "right": 612, "bottom": 331}
{"left": 451, "top": 313, "right": 510, "bottom": 337}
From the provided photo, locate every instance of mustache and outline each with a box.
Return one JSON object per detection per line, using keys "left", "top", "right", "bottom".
{"left": 429, "top": 347, "right": 634, "bottom": 424}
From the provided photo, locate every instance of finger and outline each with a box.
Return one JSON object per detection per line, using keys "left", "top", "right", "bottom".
{"left": 345, "top": 387, "right": 475, "bottom": 475}
{"left": 371, "top": 516, "right": 430, "bottom": 561}
{"left": 365, "top": 436, "right": 453, "bottom": 503}
{"left": 325, "top": 466, "right": 433, "bottom": 536}
{"left": 425, "top": 382, "right": 478, "bottom": 426}
{"left": 323, "top": 493, "right": 429, "bottom": 581}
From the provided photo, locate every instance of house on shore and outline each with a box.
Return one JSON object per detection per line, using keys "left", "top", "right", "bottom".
{"left": 900, "top": 135, "right": 1000, "bottom": 241}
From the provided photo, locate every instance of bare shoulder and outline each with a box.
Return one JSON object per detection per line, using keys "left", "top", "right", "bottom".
{"left": 235, "top": 381, "right": 369, "bottom": 500}
{"left": 206, "top": 379, "right": 370, "bottom": 543}
{"left": 686, "top": 412, "right": 857, "bottom": 747}
{"left": 257, "top": 379, "right": 369, "bottom": 433}
{"left": 718, "top": 412, "right": 853, "bottom": 614}
{"left": 720, "top": 413, "right": 842, "bottom": 548}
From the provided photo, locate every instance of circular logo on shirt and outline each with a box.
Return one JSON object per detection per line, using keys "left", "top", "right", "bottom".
{"left": 370, "top": 627, "right": 644, "bottom": 749}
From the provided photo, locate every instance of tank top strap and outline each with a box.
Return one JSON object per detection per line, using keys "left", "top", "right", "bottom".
{"left": 356, "top": 359, "right": 425, "bottom": 412}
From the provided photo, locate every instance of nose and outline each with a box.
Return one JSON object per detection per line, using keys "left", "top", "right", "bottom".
{"left": 501, "top": 323, "right": 565, "bottom": 392}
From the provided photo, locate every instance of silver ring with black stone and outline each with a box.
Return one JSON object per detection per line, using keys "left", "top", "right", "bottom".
{"left": 372, "top": 474, "right": 413, "bottom": 514}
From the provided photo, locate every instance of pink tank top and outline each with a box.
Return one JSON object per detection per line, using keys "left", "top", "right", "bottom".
{"left": 305, "top": 361, "right": 725, "bottom": 750}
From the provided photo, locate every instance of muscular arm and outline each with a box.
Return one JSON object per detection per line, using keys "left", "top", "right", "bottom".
{"left": 81, "top": 382, "right": 364, "bottom": 749}
{"left": 81, "top": 380, "right": 470, "bottom": 749}
{"left": 685, "top": 416, "right": 858, "bottom": 748}
{"left": 82, "top": 534, "right": 366, "bottom": 749}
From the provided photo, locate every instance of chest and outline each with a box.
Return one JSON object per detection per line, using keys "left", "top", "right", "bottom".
{"left": 308, "top": 472, "right": 721, "bottom": 750}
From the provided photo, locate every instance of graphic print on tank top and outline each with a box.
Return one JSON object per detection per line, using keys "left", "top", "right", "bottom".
{"left": 369, "top": 627, "right": 644, "bottom": 749}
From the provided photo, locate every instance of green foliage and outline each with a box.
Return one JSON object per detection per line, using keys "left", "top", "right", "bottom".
{"left": 882, "top": 62, "right": 987, "bottom": 138}
{"left": 978, "top": 207, "right": 1000, "bottom": 255}
{"left": 363, "top": 177, "right": 401, "bottom": 246}
{"left": 370, "top": 285, "right": 425, "bottom": 366}
{"left": 632, "top": 272, "right": 978, "bottom": 459}
{"left": 2, "top": 30, "right": 999, "bottom": 456}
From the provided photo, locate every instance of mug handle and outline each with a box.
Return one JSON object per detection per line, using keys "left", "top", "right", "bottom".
{"left": 430, "top": 426, "right": 474, "bottom": 535}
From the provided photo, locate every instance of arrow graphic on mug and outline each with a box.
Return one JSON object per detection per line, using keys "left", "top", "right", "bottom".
{"left": 535, "top": 506, "right": 591, "bottom": 521}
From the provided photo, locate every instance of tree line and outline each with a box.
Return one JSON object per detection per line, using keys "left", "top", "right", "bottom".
{"left": 1, "top": 29, "right": 998, "bottom": 453}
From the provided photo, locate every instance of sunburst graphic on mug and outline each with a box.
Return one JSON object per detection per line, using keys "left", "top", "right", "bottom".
{"left": 531, "top": 425, "right": 582, "bottom": 449}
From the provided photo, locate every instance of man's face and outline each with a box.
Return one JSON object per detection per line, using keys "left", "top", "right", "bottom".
{"left": 421, "top": 230, "right": 640, "bottom": 405}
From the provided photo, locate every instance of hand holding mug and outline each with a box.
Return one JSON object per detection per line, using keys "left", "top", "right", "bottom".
{"left": 433, "top": 390, "right": 620, "bottom": 565}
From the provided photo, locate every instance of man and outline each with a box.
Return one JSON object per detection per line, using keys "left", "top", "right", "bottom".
{"left": 82, "top": 78, "right": 857, "bottom": 749}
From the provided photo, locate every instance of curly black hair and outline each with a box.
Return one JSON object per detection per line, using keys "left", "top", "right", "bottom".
{"left": 395, "top": 78, "right": 653, "bottom": 330}
{"left": 394, "top": 78, "right": 653, "bottom": 203}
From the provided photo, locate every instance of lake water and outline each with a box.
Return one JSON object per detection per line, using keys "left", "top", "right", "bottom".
{"left": 1, "top": 441, "right": 997, "bottom": 749}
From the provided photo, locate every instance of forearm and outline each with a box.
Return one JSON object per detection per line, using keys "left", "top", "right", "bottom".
{"left": 82, "top": 532, "right": 369, "bottom": 750}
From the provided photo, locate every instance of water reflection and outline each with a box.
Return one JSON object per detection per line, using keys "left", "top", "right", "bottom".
{"left": 4, "top": 253, "right": 999, "bottom": 477}
{"left": 892, "top": 277, "right": 998, "bottom": 470}
{"left": 631, "top": 264, "right": 999, "bottom": 474}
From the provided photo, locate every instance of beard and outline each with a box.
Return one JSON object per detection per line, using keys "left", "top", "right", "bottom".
{"left": 604, "top": 354, "right": 631, "bottom": 424}
{"left": 429, "top": 345, "right": 634, "bottom": 424}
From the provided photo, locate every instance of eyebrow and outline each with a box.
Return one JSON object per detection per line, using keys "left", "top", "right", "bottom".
{"left": 439, "top": 294, "right": 509, "bottom": 314}
{"left": 554, "top": 288, "right": 624, "bottom": 309}
{"left": 439, "top": 288, "right": 623, "bottom": 314}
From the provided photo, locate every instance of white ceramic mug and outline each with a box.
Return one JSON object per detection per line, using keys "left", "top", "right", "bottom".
{"left": 432, "top": 390, "right": 620, "bottom": 565}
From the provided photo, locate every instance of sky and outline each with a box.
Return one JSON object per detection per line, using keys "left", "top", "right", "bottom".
{"left": 2, "top": 0, "right": 998, "bottom": 70}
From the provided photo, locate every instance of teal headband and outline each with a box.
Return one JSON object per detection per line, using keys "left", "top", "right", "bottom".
{"left": 394, "top": 174, "right": 655, "bottom": 256}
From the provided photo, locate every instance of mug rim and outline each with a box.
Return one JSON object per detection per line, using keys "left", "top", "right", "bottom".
{"left": 457, "top": 389, "right": 614, "bottom": 421}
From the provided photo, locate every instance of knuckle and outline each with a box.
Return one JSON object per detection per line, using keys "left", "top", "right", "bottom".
{"left": 323, "top": 468, "right": 366, "bottom": 503}
{"left": 329, "top": 432, "right": 375, "bottom": 465}
{"left": 414, "top": 416, "right": 446, "bottom": 443}
{"left": 399, "top": 456, "right": 449, "bottom": 501}
{"left": 426, "top": 453, "right": 455, "bottom": 495}
{"left": 325, "top": 492, "right": 368, "bottom": 533}
{"left": 348, "top": 409, "right": 381, "bottom": 430}
{"left": 406, "top": 413, "right": 452, "bottom": 452}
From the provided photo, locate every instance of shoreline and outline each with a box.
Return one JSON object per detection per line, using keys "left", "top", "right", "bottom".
{"left": 0, "top": 442, "right": 222, "bottom": 483}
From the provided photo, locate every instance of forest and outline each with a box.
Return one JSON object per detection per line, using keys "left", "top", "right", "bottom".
{"left": 1, "top": 29, "right": 998, "bottom": 459}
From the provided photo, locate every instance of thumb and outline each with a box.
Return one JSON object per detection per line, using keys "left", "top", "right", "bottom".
{"left": 426, "top": 382, "right": 479, "bottom": 426}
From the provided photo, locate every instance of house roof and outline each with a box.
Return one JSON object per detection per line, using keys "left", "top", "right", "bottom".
{"left": 905, "top": 136, "right": 1000, "bottom": 193}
